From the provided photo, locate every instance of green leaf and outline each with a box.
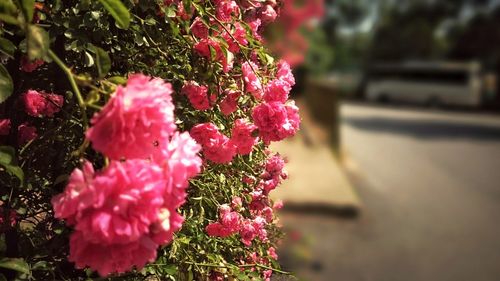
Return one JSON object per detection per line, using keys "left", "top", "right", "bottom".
{"left": 0, "top": 37, "right": 16, "bottom": 58}
{"left": 0, "top": 14, "right": 19, "bottom": 25}
{"left": 19, "top": 0, "right": 35, "bottom": 22}
{"left": 0, "top": 273, "right": 7, "bottom": 281}
{"left": 0, "top": 0, "right": 17, "bottom": 15}
{"left": 27, "top": 24, "right": 49, "bottom": 60}
{"left": 166, "top": 7, "right": 176, "bottom": 18}
{"left": 93, "top": 47, "right": 111, "bottom": 78}
{"left": 84, "top": 51, "right": 94, "bottom": 67}
{"left": 5, "top": 166, "right": 24, "bottom": 182}
{"left": 0, "top": 146, "right": 15, "bottom": 165}
{"left": 97, "top": 0, "right": 130, "bottom": 29}
{"left": 107, "top": 76, "right": 126, "bottom": 85}
{"left": 0, "top": 146, "right": 24, "bottom": 183}
{"left": 31, "top": 261, "right": 49, "bottom": 271}
{"left": 0, "top": 65, "right": 13, "bottom": 104}
{"left": 0, "top": 258, "right": 30, "bottom": 274}
{"left": 163, "top": 264, "right": 177, "bottom": 276}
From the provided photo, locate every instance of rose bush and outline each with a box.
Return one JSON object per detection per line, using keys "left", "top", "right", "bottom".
{"left": 0, "top": 0, "right": 299, "bottom": 280}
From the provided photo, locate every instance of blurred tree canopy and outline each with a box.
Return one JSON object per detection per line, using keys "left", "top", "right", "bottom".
{"left": 368, "top": 0, "right": 492, "bottom": 62}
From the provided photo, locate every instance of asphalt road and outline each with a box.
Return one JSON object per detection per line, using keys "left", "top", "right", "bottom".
{"left": 279, "top": 102, "right": 500, "bottom": 281}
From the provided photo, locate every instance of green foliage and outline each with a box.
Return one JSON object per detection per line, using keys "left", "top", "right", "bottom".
{"left": 27, "top": 25, "right": 49, "bottom": 60}
{"left": 0, "top": 146, "right": 23, "bottom": 183}
{"left": 0, "top": 65, "right": 13, "bottom": 104}
{"left": 0, "top": 258, "right": 30, "bottom": 275}
{"left": 0, "top": 0, "right": 285, "bottom": 280}
{"left": 0, "top": 37, "right": 16, "bottom": 59}
{"left": 97, "top": 0, "right": 131, "bottom": 29}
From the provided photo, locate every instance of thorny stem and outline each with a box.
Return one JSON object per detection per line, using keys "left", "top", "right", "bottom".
{"left": 48, "top": 49, "right": 88, "bottom": 128}
{"left": 202, "top": 10, "right": 265, "bottom": 86}
{"left": 177, "top": 261, "right": 292, "bottom": 275}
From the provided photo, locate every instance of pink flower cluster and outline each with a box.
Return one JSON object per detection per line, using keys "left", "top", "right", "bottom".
{"left": 0, "top": 207, "right": 17, "bottom": 229}
{"left": 205, "top": 154, "right": 288, "bottom": 261}
{"left": 260, "top": 154, "right": 288, "bottom": 194}
{"left": 0, "top": 119, "right": 11, "bottom": 136}
{"left": 52, "top": 74, "right": 202, "bottom": 276}
{"left": 20, "top": 56, "right": 44, "bottom": 72}
{"left": 86, "top": 74, "right": 176, "bottom": 160}
{"left": 220, "top": 90, "right": 240, "bottom": 116}
{"left": 243, "top": 248, "right": 278, "bottom": 281}
{"left": 181, "top": 81, "right": 215, "bottom": 111}
{"left": 22, "top": 90, "right": 64, "bottom": 118}
{"left": 18, "top": 123, "right": 37, "bottom": 144}
{"left": 242, "top": 61, "right": 263, "bottom": 99}
{"left": 231, "top": 119, "right": 258, "bottom": 155}
{"left": 190, "top": 123, "right": 236, "bottom": 164}
{"left": 214, "top": 0, "right": 240, "bottom": 22}
{"left": 190, "top": 2, "right": 253, "bottom": 73}
{"left": 190, "top": 118, "right": 258, "bottom": 163}
{"left": 205, "top": 204, "right": 267, "bottom": 246}
{"left": 0, "top": 119, "right": 38, "bottom": 145}
{"left": 205, "top": 204, "right": 241, "bottom": 237}
{"left": 251, "top": 61, "right": 300, "bottom": 144}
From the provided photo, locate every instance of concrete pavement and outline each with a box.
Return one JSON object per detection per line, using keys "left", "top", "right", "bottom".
{"left": 270, "top": 101, "right": 361, "bottom": 214}
{"left": 279, "top": 102, "right": 500, "bottom": 281}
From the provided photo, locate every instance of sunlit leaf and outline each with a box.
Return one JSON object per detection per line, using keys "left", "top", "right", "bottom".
{"left": 0, "top": 65, "right": 13, "bottom": 104}
{"left": 97, "top": 0, "right": 130, "bottom": 29}
{"left": 0, "top": 258, "right": 30, "bottom": 274}
{"left": 19, "top": 0, "right": 34, "bottom": 22}
{"left": 0, "top": 37, "right": 16, "bottom": 58}
{"left": 27, "top": 24, "right": 49, "bottom": 60}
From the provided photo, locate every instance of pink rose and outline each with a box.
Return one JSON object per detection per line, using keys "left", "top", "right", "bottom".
{"left": 53, "top": 160, "right": 167, "bottom": 244}
{"left": 205, "top": 204, "right": 242, "bottom": 238}
{"left": 22, "top": 90, "right": 64, "bottom": 117}
{"left": 248, "top": 18, "right": 262, "bottom": 41}
{"left": 194, "top": 38, "right": 220, "bottom": 58}
{"left": 161, "top": 132, "right": 202, "bottom": 209}
{"left": 263, "top": 79, "right": 291, "bottom": 103}
{"left": 252, "top": 101, "right": 300, "bottom": 143}
{"left": 214, "top": 0, "right": 240, "bottom": 22}
{"left": 223, "top": 22, "right": 248, "bottom": 53}
{"left": 277, "top": 60, "right": 296, "bottom": 87}
{"left": 194, "top": 38, "right": 234, "bottom": 73}
{"left": 267, "top": 247, "right": 278, "bottom": 260}
{"left": 191, "top": 17, "right": 209, "bottom": 39}
{"left": 252, "top": 102, "right": 287, "bottom": 133}
{"left": 182, "top": 81, "right": 214, "bottom": 111}
{"left": 273, "top": 200, "right": 284, "bottom": 210}
{"left": 190, "top": 123, "right": 237, "bottom": 164}
{"left": 240, "top": 223, "right": 256, "bottom": 246}
{"left": 52, "top": 159, "right": 192, "bottom": 276}
{"left": 231, "top": 196, "right": 243, "bottom": 209}
{"left": 220, "top": 90, "right": 240, "bottom": 116}
{"left": 20, "top": 56, "right": 44, "bottom": 72}
{"left": 18, "top": 123, "right": 37, "bottom": 144}
{"left": 242, "top": 61, "right": 263, "bottom": 99}
{"left": 0, "top": 207, "right": 17, "bottom": 228}
{"left": 230, "top": 118, "right": 258, "bottom": 155}
{"left": 69, "top": 231, "right": 158, "bottom": 277}
{"left": 258, "top": 4, "right": 277, "bottom": 24}
{"left": 264, "top": 154, "right": 286, "bottom": 177}
{"left": 0, "top": 119, "right": 11, "bottom": 136}
{"left": 86, "top": 74, "right": 176, "bottom": 160}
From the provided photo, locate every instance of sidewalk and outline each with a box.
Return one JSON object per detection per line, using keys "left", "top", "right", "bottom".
{"left": 270, "top": 102, "right": 361, "bottom": 215}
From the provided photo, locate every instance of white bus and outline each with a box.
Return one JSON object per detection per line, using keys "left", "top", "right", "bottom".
{"left": 365, "top": 61, "right": 491, "bottom": 107}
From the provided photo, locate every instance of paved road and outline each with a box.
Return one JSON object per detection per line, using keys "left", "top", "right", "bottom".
{"left": 280, "top": 102, "right": 500, "bottom": 281}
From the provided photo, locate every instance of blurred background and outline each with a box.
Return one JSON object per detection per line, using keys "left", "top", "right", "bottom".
{"left": 268, "top": 0, "right": 500, "bottom": 280}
